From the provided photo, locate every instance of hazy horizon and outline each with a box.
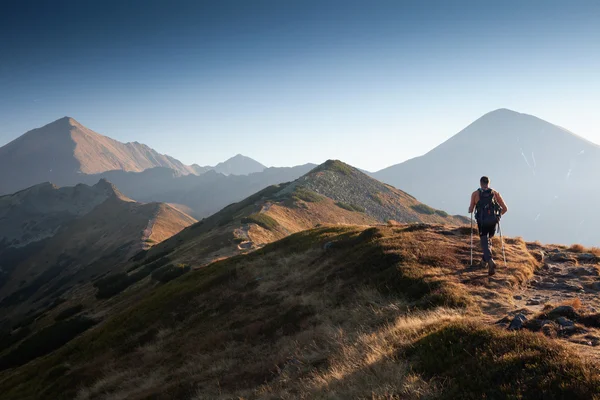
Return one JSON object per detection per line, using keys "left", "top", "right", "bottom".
{"left": 2, "top": 0, "right": 599, "bottom": 171}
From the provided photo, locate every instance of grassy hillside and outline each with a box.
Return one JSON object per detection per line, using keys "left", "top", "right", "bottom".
{"left": 2, "top": 225, "right": 599, "bottom": 399}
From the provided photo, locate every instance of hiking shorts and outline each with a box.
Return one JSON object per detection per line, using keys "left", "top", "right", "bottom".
{"left": 478, "top": 222, "right": 496, "bottom": 238}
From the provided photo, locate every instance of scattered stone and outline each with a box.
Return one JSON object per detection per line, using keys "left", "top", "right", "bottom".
{"left": 536, "top": 281, "right": 559, "bottom": 289}
{"left": 560, "top": 325, "right": 589, "bottom": 337}
{"left": 541, "top": 322, "right": 559, "bottom": 338}
{"left": 513, "top": 295, "right": 523, "bottom": 300}
{"left": 577, "top": 253, "right": 598, "bottom": 263}
{"left": 508, "top": 313, "right": 528, "bottom": 331}
{"left": 560, "top": 282, "right": 584, "bottom": 292}
{"left": 556, "top": 317, "right": 575, "bottom": 327}
{"left": 523, "top": 319, "right": 553, "bottom": 332}
{"left": 549, "top": 252, "right": 577, "bottom": 263}
{"left": 550, "top": 266, "right": 562, "bottom": 273}
{"left": 547, "top": 305, "right": 579, "bottom": 320}
{"left": 323, "top": 242, "right": 334, "bottom": 250}
{"left": 526, "top": 299, "right": 541, "bottom": 306}
{"left": 571, "top": 339, "right": 594, "bottom": 346}
{"left": 570, "top": 266, "right": 599, "bottom": 276}
{"left": 495, "top": 316, "right": 511, "bottom": 325}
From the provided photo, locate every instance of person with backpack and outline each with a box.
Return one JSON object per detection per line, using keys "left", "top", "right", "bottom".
{"left": 468, "top": 176, "right": 508, "bottom": 276}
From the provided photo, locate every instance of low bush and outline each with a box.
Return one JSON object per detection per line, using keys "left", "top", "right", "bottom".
{"left": 54, "top": 304, "right": 84, "bottom": 321}
{"left": 407, "top": 321, "right": 600, "bottom": 399}
{"left": 292, "top": 187, "right": 325, "bottom": 203}
{"left": 411, "top": 203, "right": 436, "bottom": 215}
{"left": 152, "top": 264, "right": 191, "bottom": 283}
{"left": 0, "top": 316, "right": 96, "bottom": 371}
{"left": 335, "top": 202, "right": 365, "bottom": 213}
{"left": 241, "top": 214, "right": 279, "bottom": 230}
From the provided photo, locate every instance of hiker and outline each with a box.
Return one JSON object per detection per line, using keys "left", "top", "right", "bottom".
{"left": 468, "top": 176, "right": 508, "bottom": 276}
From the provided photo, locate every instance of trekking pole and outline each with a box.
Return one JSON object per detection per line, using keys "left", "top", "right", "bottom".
{"left": 470, "top": 212, "right": 473, "bottom": 266}
{"left": 498, "top": 220, "right": 507, "bottom": 268}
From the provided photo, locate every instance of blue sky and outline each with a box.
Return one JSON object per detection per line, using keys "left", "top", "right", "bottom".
{"left": 1, "top": 0, "right": 599, "bottom": 171}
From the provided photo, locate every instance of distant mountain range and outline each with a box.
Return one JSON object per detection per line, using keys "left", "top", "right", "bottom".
{"left": 0, "top": 179, "right": 195, "bottom": 316}
{"left": 0, "top": 117, "right": 267, "bottom": 195}
{"left": 0, "top": 159, "right": 460, "bottom": 343}
{"left": 143, "top": 159, "right": 467, "bottom": 269}
{"left": 3, "top": 110, "right": 600, "bottom": 245}
{"left": 373, "top": 108, "right": 600, "bottom": 245}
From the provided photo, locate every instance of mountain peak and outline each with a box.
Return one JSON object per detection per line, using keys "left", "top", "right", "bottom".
{"left": 309, "top": 159, "right": 357, "bottom": 176}
{"left": 92, "top": 178, "right": 130, "bottom": 201}
{"left": 213, "top": 154, "right": 266, "bottom": 176}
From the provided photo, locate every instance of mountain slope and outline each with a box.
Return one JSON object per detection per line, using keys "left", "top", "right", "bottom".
{"left": 0, "top": 179, "right": 117, "bottom": 249}
{"left": 0, "top": 180, "right": 196, "bottom": 319}
{"left": 140, "top": 160, "right": 467, "bottom": 269}
{"left": 0, "top": 117, "right": 198, "bottom": 194}
{"left": 374, "top": 108, "right": 600, "bottom": 245}
{"left": 212, "top": 154, "right": 266, "bottom": 175}
{"left": 78, "top": 164, "right": 317, "bottom": 218}
{"left": 3, "top": 224, "right": 600, "bottom": 399}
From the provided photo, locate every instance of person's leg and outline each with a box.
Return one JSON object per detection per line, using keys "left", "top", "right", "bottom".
{"left": 479, "top": 229, "right": 492, "bottom": 262}
{"left": 487, "top": 224, "right": 497, "bottom": 275}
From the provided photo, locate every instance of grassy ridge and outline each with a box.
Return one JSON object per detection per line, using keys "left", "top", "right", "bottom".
{"left": 1, "top": 225, "right": 598, "bottom": 399}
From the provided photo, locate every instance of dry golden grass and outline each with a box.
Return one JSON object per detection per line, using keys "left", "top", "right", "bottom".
{"left": 3, "top": 224, "right": 599, "bottom": 400}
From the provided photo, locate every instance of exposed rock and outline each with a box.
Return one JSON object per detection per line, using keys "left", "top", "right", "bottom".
{"left": 541, "top": 322, "right": 559, "bottom": 338}
{"left": 577, "top": 253, "right": 598, "bottom": 263}
{"left": 556, "top": 317, "right": 574, "bottom": 327}
{"left": 526, "top": 299, "right": 541, "bottom": 306}
{"left": 508, "top": 313, "right": 528, "bottom": 331}
{"left": 570, "top": 266, "right": 599, "bottom": 276}
{"left": 546, "top": 305, "right": 579, "bottom": 320}
{"left": 513, "top": 295, "right": 523, "bottom": 300}
{"left": 523, "top": 319, "right": 553, "bottom": 332}
{"left": 549, "top": 252, "right": 577, "bottom": 263}
{"left": 560, "top": 325, "right": 589, "bottom": 337}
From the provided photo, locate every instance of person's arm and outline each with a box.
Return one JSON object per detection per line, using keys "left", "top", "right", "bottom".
{"left": 468, "top": 191, "right": 477, "bottom": 214}
{"left": 495, "top": 191, "right": 508, "bottom": 215}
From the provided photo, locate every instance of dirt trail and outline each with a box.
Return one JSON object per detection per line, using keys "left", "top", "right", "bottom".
{"left": 513, "top": 247, "right": 600, "bottom": 314}
{"left": 459, "top": 237, "right": 600, "bottom": 359}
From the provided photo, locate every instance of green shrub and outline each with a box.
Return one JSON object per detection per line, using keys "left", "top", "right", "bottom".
{"left": 370, "top": 193, "right": 384, "bottom": 205}
{"left": 0, "top": 316, "right": 96, "bottom": 371}
{"left": 312, "top": 160, "right": 354, "bottom": 176}
{"left": 0, "top": 327, "right": 31, "bottom": 353}
{"left": 292, "top": 187, "right": 325, "bottom": 203}
{"left": 335, "top": 202, "right": 365, "bottom": 213}
{"left": 411, "top": 203, "right": 436, "bottom": 215}
{"left": 435, "top": 209, "right": 449, "bottom": 217}
{"left": 95, "top": 257, "right": 173, "bottom": 298}
{"left": 407, "top": 321, "right": 600, "bottom": 399}
{"left": 241, "top": 213, "right": 279, "bottom": 230}
{"left": 54, "top": 305, "right": 84, "bottom": 321}
{"left": 152, "top": 264, "right": 191, "bottom": 283}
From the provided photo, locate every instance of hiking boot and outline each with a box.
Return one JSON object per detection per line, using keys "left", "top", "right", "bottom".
{"left": 488, "top": 258, "right": 497, "bottom": 276}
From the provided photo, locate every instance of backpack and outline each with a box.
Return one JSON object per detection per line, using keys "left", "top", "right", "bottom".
{"left": 475, "top": 188, "right": 500, "bottom": 226}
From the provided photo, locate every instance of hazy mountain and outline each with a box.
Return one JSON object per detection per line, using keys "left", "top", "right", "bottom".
{"left": 79, "top": 164, "right": 317, "bottom": 218}
{"left": 5, "top": 177, "right": 599, "bottom": 398}
{"left": 374, "top": 108, "right": 600, "bottom": 246}
{"left": 0, "top": 179, "right": 195, "bottom": 318}
{"left": 211, "top": 154, "right": 266, "bottom": 175}
{"left": 0, "top": 179, "right": 118, "bottom": 249}
{"left": 141, "top": 159, "right": 467, "bottom": 269}
{"left": 0, "top": 117, "right": 202, "bottom": 195}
